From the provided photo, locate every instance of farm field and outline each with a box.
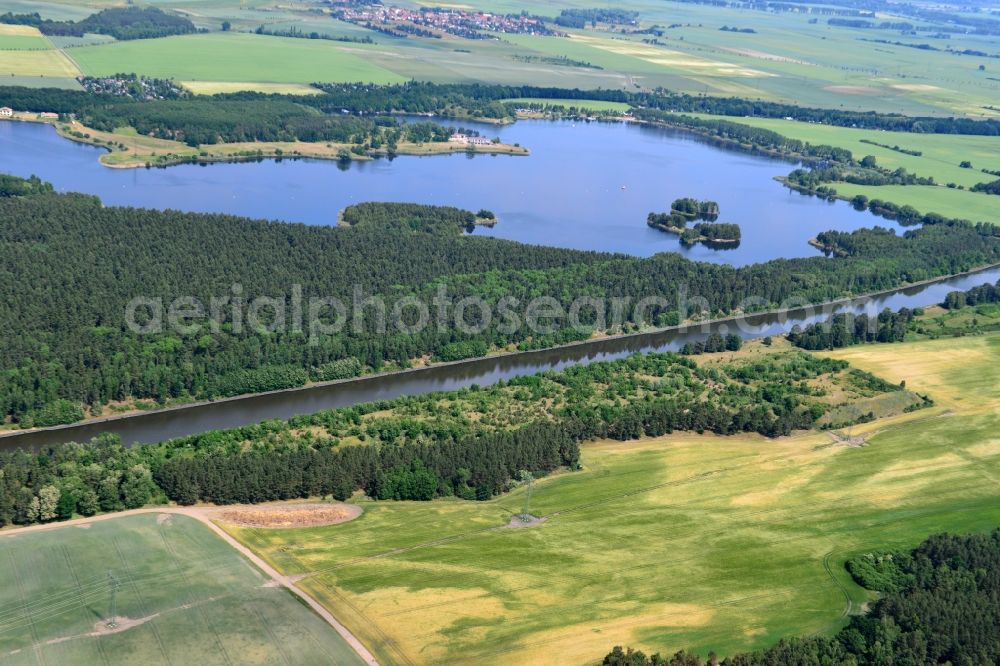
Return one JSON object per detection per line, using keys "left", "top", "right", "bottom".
{"left": 0, "top": 512, "right": 366, "bottom": 665}
{"left": 423, "top": 0, "right": 999, "bottom": 115}
{"left": 677, "top": 113, "right": 1000, "bottom": 221}
{"left": 0, "top": 0, "right": 996, "bottom": 114}
{"left": 0, "top": 48, "right": 79, "bottom": 77}
{"left": 69, "top": 32, "right": 407, "bottom": 85}
{"left": 830, "top": 182, "right": 1000, "bottom": 224}
{"left": 0, "top": 24, "right": 49, "bottom": 49}
{"left": 181, "top": 80, "right": 323, "bottom": 95}
{"left": 230, "top": 334, "right": 1000, "bottom": 665}
{"left": 687, "top": 113, "right": 1000, "bottom": 189}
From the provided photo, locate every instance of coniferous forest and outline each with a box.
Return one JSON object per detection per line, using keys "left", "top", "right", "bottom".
{"left": 1, "top": 182, "right": 997, "bottom": 426}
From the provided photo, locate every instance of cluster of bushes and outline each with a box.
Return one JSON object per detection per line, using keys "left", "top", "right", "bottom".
{"left": 553, "top": 8, "right": 639, "bottom": 28}
{"left": 0, "top": 7, "right": 196, "bottom": 40}
{"left": 679, "top": 333, "right": 742, "bottom": 355}
{"left": 604, "top": 528, "right": 1000, "bottom": 666}
{"left": 0, "top": 174, "right": 52, "bottom": 198}
{"left": 691, "top": 222, "right": 740, "bottom": 242}
{"left": 786, "top": 163, "right": 934, "bottom": 193}
{"left": 858, "top": 138, "right": 922, "bottom": 156}
{"left": 787, "top": 308, "right": 917, "bottom": 350}
{"left": 971, "top": 178, "right": 1000, "bottom": 195}
{"left": 670, "top": 198, "right": 720, "bottom": 220}
{"left": 648, "top": 199, "right": 722, "bottom": 235}
{"left": 942, "top": 278, "right": 1000, "bottom": 309}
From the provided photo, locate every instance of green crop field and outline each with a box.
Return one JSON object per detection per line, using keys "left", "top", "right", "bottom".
{"left": 230, "top": 335, "right": 1000, "bottom": 665}
{"left": 831, "top": 182, "right": 999, "bottom": 223}
{"left": 0, "top": 35, "right": 48, "bottom": 48}
{"left": 70, "top": 32, "right": 407, "bottom": 85}
{"left": 0, "top": 513, "right": 365, "bottom": 665}
{"left": 687, "top": 114, "right": 1000, "bottom": 188}
{"left": 679, "top": 113, "right": 1000, "bottom": 221}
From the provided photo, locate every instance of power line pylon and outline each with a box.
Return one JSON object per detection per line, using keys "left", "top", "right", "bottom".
{"left": 106, "top": 571, "right": 121, "bottom": 629}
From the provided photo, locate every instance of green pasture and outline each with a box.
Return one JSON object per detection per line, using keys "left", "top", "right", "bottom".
{"left": 0, "top": 34, "right": 49, "bottom": 49}
{"left": 688, "top": 113, "right": 1000, "bottom": 188}
{"left": 832, "top": 183, "right": 998, "bottom": 223}
{"left": 70, "top": 32, "right": 407, "bottom": 84}
{"left": 0, "top": 513, "right": 364, "bottom": 665}
{"left": 232, "top": 335, "right": 1000, "bottom": 665}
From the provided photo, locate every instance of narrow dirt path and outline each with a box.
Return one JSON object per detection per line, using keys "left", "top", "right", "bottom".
{"left": 0, "top": 506, "right": 379, "bottom": 666}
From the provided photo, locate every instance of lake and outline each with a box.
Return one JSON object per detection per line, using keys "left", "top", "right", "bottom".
{"left": 0, "top": 117, "right": 901, "bottom": 265}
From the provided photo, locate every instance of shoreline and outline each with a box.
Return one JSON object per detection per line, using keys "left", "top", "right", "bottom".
{"left": 3, "top": 260, "right": 997, "bottom": 443}
{"left": 0, "top": 115, "right": 528, "bottom": 170}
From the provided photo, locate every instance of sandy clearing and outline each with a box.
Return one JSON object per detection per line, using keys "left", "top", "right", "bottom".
{"left": 824, "top": 85, "right": 882, "bottom": 95}
{"left": 214, "top": 502, "right": 363, "bottom": 528}
{"left": 892, "top": 83, "right": 941, "bottom": 92}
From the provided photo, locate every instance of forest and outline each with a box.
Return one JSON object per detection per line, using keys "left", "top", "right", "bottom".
{"left": 0, "top": 7, "right": 196, "bottom": 40}
{"left": 0, "top": 184, "right": 997, "bottom": 426}
{"left": 603, "top": 528, "right": 1000, "bottom": 665}
{"left": 77, "top": 98, "right": 446, "bottom": 147}
{"left": 0, "top": 350, "right": 912, "bottom": 526}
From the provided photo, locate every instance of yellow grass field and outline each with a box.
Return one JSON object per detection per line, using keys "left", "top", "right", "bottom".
{"left": 0, "top": 24, "right": 43, "bottom": 36}
{"left": 0, "top": 49, "right": 80, "bottom": 77}
{"left": 823, "top": 335, "right": 1000, "bottom": 415}
{"left": 181, "top": 81, "right": 325, "bottom": 96}
{"left": 230, "top": 335, "right": 1000, "bottom": 664}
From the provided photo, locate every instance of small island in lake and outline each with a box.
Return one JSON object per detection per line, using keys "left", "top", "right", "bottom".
{"left": 647, "top": 198, "right": 740, "bottom": 247}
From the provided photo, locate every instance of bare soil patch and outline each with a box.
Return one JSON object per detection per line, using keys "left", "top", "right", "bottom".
{"left": 505, "top": 514, "right": 547, "bottom": 529}
{"left": 214, "top": 503, "right": 362, "bottom": 528}
{"left": 827, "top": 431, "right": 867, "bottom": 448}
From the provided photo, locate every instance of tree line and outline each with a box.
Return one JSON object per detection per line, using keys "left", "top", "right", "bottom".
{"left": 5, "top": 82, "right": 1000, "bottom": 138}
{"left": 603, "top": 528, "right": 1000, "bottom": 665}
